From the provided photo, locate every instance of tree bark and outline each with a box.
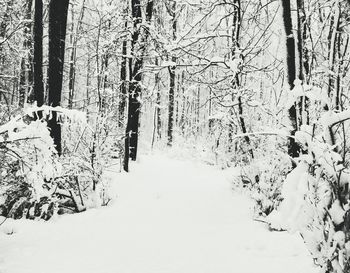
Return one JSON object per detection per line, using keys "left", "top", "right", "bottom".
{"left": 119, "top": 19, "right": 128, "bottom": 128}
{"left": 68, "top": 0, "right": 86, "bottom": 109}
{"left": 296, "top": 0, "right": 309, "bottom": 82}
{"left": 167, "top": 0, "right": 177, "bottom": 146}
{"left": 155, "top": 57, "right": 161, "bottom": 139}
{"left": 124, "top": 0, "right": 154, "bottom": 171}
{"left": 19, "top": 0, "right": 33, "bottom": 107}
{"left": 33, "top": 0, "right": 44, "bottom": 110}
{"left": 167, "top": 62, "right": 175, "bottom": 145}
{"left": 68, "top": 4, "right": 75, "bottom": 109}
{"left": 327, "top": 1, "right": 341, "bottom": 108}
{"left": 296, "top": 0, "right": 310, "bottom": 127}
{"left": 281, "top": 0, "right": 300, "bottom": 159}
{"left": 47, "top": 0, "right": 70, "bottom": 155}
{"left": 230, "top": 0, "right": 253, "bottom": 158}
{"left": 0, "top": 0, "right": 14, "bottom": 102}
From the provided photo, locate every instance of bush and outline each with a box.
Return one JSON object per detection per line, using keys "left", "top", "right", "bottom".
{"left": 0, "top": 106, "right": 123, "bottom": 220}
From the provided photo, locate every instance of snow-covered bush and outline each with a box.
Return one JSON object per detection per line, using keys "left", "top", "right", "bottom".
{"left": 267, "top": 86, "right": 350, "bottom": 273}
{"left": 0, "top": 106, "right": 123, "bottom": 220}
{"left": 60, "top": 110, "right": 123, "bottom": 209}
{"left": 268, "top": 144, "right": 350, "bottom": 272}
{"left": 240, "top": 147, "right": 291, "bottom": 216}
{"left": 0, "top": 114, "right": 61, "bottom": 220}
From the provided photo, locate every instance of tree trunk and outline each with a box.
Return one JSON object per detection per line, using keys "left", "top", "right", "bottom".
{"left": 68, "top": 0, "right": 86, "bottom": 109}
{"left": 296, "top": 0, "right": 310, "bottom": 82}
{"left": 33, "top": 0, "right": 44, "bottom": 110}
{"left": 68, "top": 4, "right": 75, "bottom": 109}
{"left": 119, "top": 20, "right": 128, "bottom": 128}
{"left": 167, "top": 62, "right": 175, "bottom": 145}
{"left": 230, "top": 0, "right": 253, "bottom": 158}
{"left": 85, "top": 47, "right": 91, "bottom": 121}
{"left": 101, "top": 19, "right": 111, "bottom": 111}
{"left": 328, "top": 1, "right": 341, "bottom": 109}
{"left": 167, "top": 0, "right": 177, "bottom": 146}
{"left": 124, "top": 0, "right": 154, "bottom": 171}
{"left": 47, "top": 0, "right": 70, "bottom": 155}
{"left": 180, "top": 70, "right": 186, "bottom": 135}
{"left": 296, "top": 0, "right": 310, "bottom": 127}
{"left": 19, "top": 0, "right": 33, "bottom": 107}
{"left": 0, "top": 0, "right": 14, "bottom": 102}
{"left": 155, "top": 57, "right": 161, "bottom": 139}
{"left": 281, "top": 0, "right": 300, "bottom": 159}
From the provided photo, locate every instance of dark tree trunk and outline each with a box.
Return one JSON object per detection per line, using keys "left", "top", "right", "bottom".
{"left": 47, "top": 0, "right": 70, "bottom": 155}
{"left": 19, "top": 59, "right": 26, "bottom": 107}
{"left": 230, "top": 0, "right": 253, "bottom": 158}
{"left": 228, "top": 0, "right": 237, "bottom": 152}
{"left": 33, "top": 0, "right": 44, "bottom": 110}
{"left": 124, "top": 0, "right": 154, "bottom": 171}
{"left": 101, "top": 51, "right": 110, "bottom": 111}
{"left": 281, "top": 0, "right": 300, "bottom": 159}
{"left": 125, "top": 0, "right": 142, "bottom": 169}
{"left": 296, "top": 0, "right": 310, "bottom": 127}
{"left": 296, "top": 0, "right": 310, "bottom": 82}
{"left": 155, "top": 58, "right": 161, "bottom": 139}
{"left": 167, "top": 0, "right": 177, "bottom": 146}
{"left": 167, "top": 63, "right": 175, "bottom": 145}
{"left": 119, "top": 21, "right": 128, "bottom": 128}
{"left": 68, "top": 4, "right": 75, "bottom": 109}
{"left": 296, "top": 0, "right": 304, "bottom": 82}
{"left": 180, "top": 71, "right": 186, "bottom": 135}
{"left": 85, "top": 48, "right": 91, "bottom": 120}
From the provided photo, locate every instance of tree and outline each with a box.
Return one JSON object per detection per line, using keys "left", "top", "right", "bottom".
{"left": 67, "top": 0, "right": 86, "bottom": 109}
{"left": 32, "top": 0, "right": 44, "bottom": 111}
{"left": 47, "top": 0, "right": 70, "bottom": 155}
{"left": 280, "top": 0, "right": 300, "bottom": 160}
{"left": 19, "top": 0, "right": 33, "bottom": 107}
{"left": 0, "top": 0, "right": 14, "bottom": 103}
{"left": 296, "top": 0, "right": 309, "bottom": 82}
{"left": 167, "top": 0, "right": 177, "bottom": 146}
{"left": 232, "top": 0, "right": 253, "bottom": 158}
{"left": 119, "top": 15, "right": 128, "bottom": 128}
{"left": 124, "top": 0, "right": 154, "bottom": 171}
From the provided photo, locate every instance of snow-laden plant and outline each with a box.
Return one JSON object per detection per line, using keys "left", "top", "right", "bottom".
{"left": 0, "top": 114, "right": 61, "bottom": 219}
{"left": 0, "top": 105, "right": 123, "bottom": 219}
{"left": 240, "top": 147, "right": 291, "bottom": 216}
{"left": 268, "top": 84, "right": 350, "bottom": 273}
{"left": 60, "top": 110, "right": 123, "bottom": 209}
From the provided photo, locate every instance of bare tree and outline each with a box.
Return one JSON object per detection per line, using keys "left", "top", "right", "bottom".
{"left": 32, "top": 0, "right": 44, "bottom": 111}
{"left": 280, "top": 0, "right": 300, "bottom": 160}
{"left": 19, "top": 0, "right": 33, "bottom": 107}
{"left": 124, "top": 0, "right": 154, "bottom": 171}
{"left": 167, "top": 0, "right": 177, "bottom": 146}
{"left": 47, "top": 0, "right": 70, "bottom": 155}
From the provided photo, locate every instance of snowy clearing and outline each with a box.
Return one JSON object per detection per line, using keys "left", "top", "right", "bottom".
{"left": 0, "top": 154, "right": 318, "bottom": 273}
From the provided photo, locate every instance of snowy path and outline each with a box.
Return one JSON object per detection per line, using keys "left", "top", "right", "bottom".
{"left": 0, "top": 154, "right": 317, "bottom": 273}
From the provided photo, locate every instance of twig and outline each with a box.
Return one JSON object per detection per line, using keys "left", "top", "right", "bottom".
{"left": 0, "top": 216, "right": 8, "bottom": 226}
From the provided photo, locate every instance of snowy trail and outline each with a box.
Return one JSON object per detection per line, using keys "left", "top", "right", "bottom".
{"left": 0, "top": 154, "right": 317, "bottom": 273}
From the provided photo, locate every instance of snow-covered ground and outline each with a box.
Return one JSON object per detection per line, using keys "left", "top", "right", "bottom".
{"left": 0, "top": 154, "right": 318, "bottom": 273}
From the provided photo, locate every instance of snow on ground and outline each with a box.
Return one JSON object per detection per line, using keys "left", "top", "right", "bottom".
{"left": 0, "top": 154, "right": 318, "bottom": 273}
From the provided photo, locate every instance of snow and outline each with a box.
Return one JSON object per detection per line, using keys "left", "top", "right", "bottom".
{"left": 329, "top": 200, "right": 345, "bottom": 226}
{"left": 0, "top": 154, "right": 318, "bottom": 273}
{"left": 320, "top": 109, "right": 350, "bottom": 128}
{"left": 267, "top": 162, "right": 313, "bottom": 232}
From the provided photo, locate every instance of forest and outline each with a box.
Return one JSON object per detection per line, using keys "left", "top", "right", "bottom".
{"left": 0, "top": 0, "right": 350, "bottom": 272}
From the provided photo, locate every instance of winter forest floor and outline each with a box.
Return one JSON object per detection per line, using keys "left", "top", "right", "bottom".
{"left": 0, "top": 154, "right": 318, "bottom": 273}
